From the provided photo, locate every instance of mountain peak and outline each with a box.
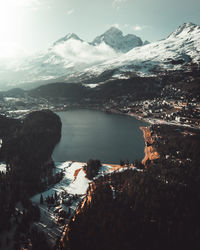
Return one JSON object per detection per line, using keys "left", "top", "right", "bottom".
{"left": 181, "top": 22, "right": 196, "bottom": 28}
{"left": 53, "top": 33, "right": 83, "bottom": 46}
{"left": 169, "top": 22, "right": 199, "bottom": 38}
{"left": 104, "top": 26, "right": 123, "bottom": 35}
{"left": 91, "top": 27, "right": 143, "bottom": 53}
{"left": 64, "top": 33, "right": 82, "bottom": 40}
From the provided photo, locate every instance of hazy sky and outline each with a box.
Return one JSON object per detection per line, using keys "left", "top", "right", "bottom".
{"left": 0, "top": 0, "right": 200, "bottom": 56}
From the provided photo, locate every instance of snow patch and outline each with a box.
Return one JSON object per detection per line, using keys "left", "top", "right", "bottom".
{"left": 0, "top": 23, "right": 200, "bottom": 89}
{"left": 0, "top": 162, "right": 6, "bottom": 173}
{"left": 83, "top": 83, "right": 100, "bottom": 88}
{"left": 31, "top": 162, "right": 90, "bottom": 204}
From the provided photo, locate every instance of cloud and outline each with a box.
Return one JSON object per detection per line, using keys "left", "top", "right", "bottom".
{"left": 132, "top": 25, "right": 148, "bottom": 31}
{"left": 112, "top": 0, "right": 127, "bottom": 10}
{"left": 53, "top": 39, "right": 118, "bottom": 66}
{"left": 67, "top": 9, "right": 75, "bottom": 15}
{"left": 123, "top": 24, "right": 148, "bottom": 31}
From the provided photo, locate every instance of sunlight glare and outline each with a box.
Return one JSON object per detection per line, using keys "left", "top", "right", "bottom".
{"left": 0, "top": 0, "right": 22, "bottom": 57}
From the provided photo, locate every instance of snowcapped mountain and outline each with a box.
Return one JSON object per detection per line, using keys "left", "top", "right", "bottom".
{"left": 91, "top": 27, "right": 143, "bottom": 53}
{"left": 81, "top": 22, "right": 200, "bottom": 80}
{"left": 53, "top": 33, "right": 83, "bottom": 46}
{"left": 0, "top": 23, "right": 199, "bottom": 90}
{"left": 0, "top": 32, "right": 119, "bottom": 89}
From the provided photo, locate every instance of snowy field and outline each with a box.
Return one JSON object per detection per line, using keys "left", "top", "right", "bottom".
{"left": 32, "top": 161, "right": 91, "bottom": 204}
{"left": 0, "top": 162, "right": 6, "bottom": 173}
{"left": 30, "top": 161, "right": 136, "bottom": 245}
{"left": 31, "top": 161, "right": 93, "bottom": 246}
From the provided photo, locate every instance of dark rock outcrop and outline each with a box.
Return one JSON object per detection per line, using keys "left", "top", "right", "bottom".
{"left": 0, "top": 110, "right": 62, "bottom": 195}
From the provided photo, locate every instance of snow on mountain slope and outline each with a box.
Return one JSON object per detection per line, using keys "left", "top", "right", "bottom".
{"left": 91, "top": 27, "right": 143, "bottom": 53}
{"left": 0, "top": 36, "right": 119, "bottom": 89}
{"left": 0, "top": 23, "right": 199, "bottom": 90}
{"left": 0, "top": 27, "right": 144, "bottom": 90}
{"left": 134, "top": 23, "right": 200, "bottom": 64}
{"left": 82, "top": 22, "right": 200, "bottom": 79}
{"left": 143, "top": 40, "right": 150, "bottom": 45}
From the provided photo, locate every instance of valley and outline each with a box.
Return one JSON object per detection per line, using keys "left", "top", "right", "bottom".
{"left": 0, "top": 21, "right": 200, "bottom": 250}
{"left": 1, "top": 63, "right": 199, "bottom": 130}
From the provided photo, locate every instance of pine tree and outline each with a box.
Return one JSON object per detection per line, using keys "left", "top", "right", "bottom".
{"left": 40, "top": 194, "right": 43, "bottom": 205}
{"left": 54, "top": 191, "right": 58, "bottom": 200}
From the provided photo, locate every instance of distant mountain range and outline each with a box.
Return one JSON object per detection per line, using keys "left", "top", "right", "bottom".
{"left": 0, "top": 22, "right": 199, "bottom": 90}
{"left": 53, "top": 27, "right": 146, "bottom": 53}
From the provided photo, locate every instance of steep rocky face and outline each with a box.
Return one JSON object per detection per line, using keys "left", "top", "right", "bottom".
{"left": 91, "top": 27, "right": 143, "bottom": 52}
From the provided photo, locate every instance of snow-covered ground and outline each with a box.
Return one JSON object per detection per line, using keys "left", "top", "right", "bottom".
{"left": 0, "top": 162, "right": 6, "bottom": 173}
{"left": 8, "top": 109, "right": 30, "bottom": 114}
{"left": 32, "top": 161, "right": 90, "bottom": 204}
{"left": 31, "top": 161, "right": 92, "bottom": 245}
{"left": 31, "top": 161, "right": 121, "bottom": 205}
{"left": 30, "top": 161, "right": 141, "bottom": 245}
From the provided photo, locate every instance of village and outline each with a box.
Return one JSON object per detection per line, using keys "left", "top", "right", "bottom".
{"left": 102, "top": 81, "right": 200, "bottom": 129}
{"left": 0, "top": 84, "right": 200, "bottom": 129}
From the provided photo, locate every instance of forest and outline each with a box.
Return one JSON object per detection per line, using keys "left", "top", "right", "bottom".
{"left": 28, "top": 66, "right": 200, "bottom": 105}
{"left": 28, "top": 76, "right": 163, "bottom": 104}
{"left": 60, "top": 124, "right": 200, "bottom": 250}
{"left": 0, "top": 110, "right": 62, "bottom": 249}
{"left": 83, "top": 159, "right": 102, "bottom": 179}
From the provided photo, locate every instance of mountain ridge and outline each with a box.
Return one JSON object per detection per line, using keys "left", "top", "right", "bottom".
{"left": 53, "top": 33, "right": 83, "bottom": 46}
{"left": 91, "top": 27, "right": 143, "bottom": 52}
{"left": 0, "top": 22, "right": 199, "bottom": 90}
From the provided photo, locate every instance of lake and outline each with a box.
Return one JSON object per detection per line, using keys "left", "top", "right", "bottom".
{"left": 53, "top": 109, "right": 147, "bottom": 164}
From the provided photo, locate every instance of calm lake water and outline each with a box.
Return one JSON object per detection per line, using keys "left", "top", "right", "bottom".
{"left": 53, "top": 109, "right": 147, "bottom": 164}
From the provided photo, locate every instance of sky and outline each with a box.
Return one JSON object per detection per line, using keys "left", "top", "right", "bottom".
{"left": 0, "top": 0, "right": 199, "bottom": 57}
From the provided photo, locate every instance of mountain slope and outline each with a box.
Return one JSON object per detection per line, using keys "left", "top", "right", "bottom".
{"left": 84, "top": 22, "right": 200, "bottom": 79}
{"left": 0, "top": 36, "right": 118, "bottom": 90}
{"left": 0, "top": 23, "right": 199, "bottom": 90}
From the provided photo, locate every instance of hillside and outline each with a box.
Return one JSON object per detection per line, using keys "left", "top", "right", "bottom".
{"left": 0, "top": 23, "right": 200, "bottom": 90}
{"left": 0, "top": 110, "right": 62, "bottom": 195}
{"left": 60, "top": 125, "right": 200, "bottom": 250}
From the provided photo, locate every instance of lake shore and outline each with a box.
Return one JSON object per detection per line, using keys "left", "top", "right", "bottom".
{"left": 139, "top": 126, "right": 160, "bottom": 166}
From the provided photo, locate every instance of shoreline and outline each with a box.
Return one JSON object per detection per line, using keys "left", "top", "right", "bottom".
{"left": 55, "top": 161, "right": 126, "bottom": 172}
{"left": 139, "top": 126, "right": 160, "bottom": 166}
{"left": 4, "top": 106, "right": 199, "bottom": 130}
{"left": 55, "top": 106, "right": 200, "bottom": 130}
